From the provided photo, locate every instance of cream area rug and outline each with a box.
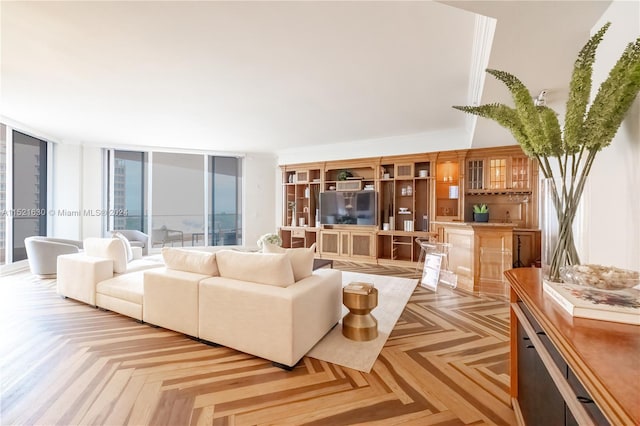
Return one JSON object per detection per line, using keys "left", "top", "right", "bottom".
{"left": 307, "top": 271, "right": 417, "bottom": 373}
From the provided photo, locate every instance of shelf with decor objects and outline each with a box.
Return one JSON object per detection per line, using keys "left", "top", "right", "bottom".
{"left": 324, "top": 163, "right": 376, "bottom": 193}
{"left": 280, "top": 165, "right": 322, "bottom": 249}
{"left": 279, "top": 226, "right": 319, "bottom": 249}
{"left": 463, "top": 146, "right": 538, "bottom": 230}
{"left": 376, "top": 155, "right": 436, "bottom": 264}
{"left": 435, "top": 152, "right": 465, "bottom": 221}
{"left": 280, "top": 147, "right": 540, "bottom": 271}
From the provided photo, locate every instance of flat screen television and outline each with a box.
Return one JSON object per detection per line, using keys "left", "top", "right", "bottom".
{"left": 320, "top": 190, "right": 377, "bottom": 225}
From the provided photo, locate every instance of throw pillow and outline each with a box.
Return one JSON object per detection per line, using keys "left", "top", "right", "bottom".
{"left": 262, "top": 243, "right": 316, "bottom": 282}
{"left": 162, "top": 248, "right": 219, "bottom": 276}
{"left": 215, "top": 250, "right": 295, "bottom": 287}
{"left": 113, "top": 232, "right": 133, "bottom": 262}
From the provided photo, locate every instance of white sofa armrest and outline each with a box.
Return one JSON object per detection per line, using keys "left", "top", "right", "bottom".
{"left": 143, "top": 268, "right": 209, "bottom": 337}
{"left": 198, "top": 268, "right": 342, "bottom": 367}
{"left": 57, "top": 253, "right": 114, "bottom": 306}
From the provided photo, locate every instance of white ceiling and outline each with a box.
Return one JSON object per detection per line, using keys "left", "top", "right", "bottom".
{"left": 0, "top": 1, "right": 613, "bottom": 155}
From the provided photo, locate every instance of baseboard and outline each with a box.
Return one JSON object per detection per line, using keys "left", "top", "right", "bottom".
{"left": 511, "top": 397, "right": 525, "bottom": 426}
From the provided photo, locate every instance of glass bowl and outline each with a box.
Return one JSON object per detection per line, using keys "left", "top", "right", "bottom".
{"left": 560, "top": 265, "right": 640, "bottom": 291}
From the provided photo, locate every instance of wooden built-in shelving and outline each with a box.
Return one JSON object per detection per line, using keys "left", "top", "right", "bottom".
{"left": 280, "top": 147, "right": 539, "bottom": 270}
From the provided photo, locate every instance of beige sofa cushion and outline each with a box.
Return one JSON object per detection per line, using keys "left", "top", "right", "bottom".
{"left": 198, "top": 268, "right": 342, "bottom": 366}
{"left": 96, "top": 271, "right": 144, "bottom": 305}
{"left": 262, "top": 243, "right": 315, "bottom": 282}
{"left": 84, "top": 237, "right": 128, "bottom": 274}
{"left": 162, "top": 247, "right": 219, "bottom": 276}
{"left": 215, "top": 250, "right": 295, "bottom": 287}
{"left": 143, "top": 268, "right": 204, "bottom": 337}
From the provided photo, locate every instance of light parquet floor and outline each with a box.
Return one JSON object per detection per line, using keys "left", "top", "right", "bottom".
{"left": 0, "top": 263, "right": 516, "bottom": 426}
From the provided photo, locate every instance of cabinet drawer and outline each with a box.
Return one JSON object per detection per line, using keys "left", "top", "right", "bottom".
{"left": 295, "top": 170, "right": 309, "bottom": 183}
{"left": 336, "top": 180, "right": 362, "bottom": 191}
{"left": 292, "top": 228, "right": 306, "bottom": 238}
{"left": 567, "top": 368, "right": 610, "bottom": 425}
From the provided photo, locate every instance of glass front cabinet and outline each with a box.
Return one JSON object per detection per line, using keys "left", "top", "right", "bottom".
{"left": 466, "top": 151, "right": 532, "bottom": 194}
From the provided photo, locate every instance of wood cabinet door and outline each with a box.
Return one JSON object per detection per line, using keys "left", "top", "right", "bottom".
{"left": 351, "top": 232, "right": 374, "bottom": 258}
{"left": 467, "top": 159, "right": 485, "bottom": 191}
{"left": 394, "top": 163, "right": 414, "bottom": 179}
{"left": 340, "top": 232, "right": 350, "bottom": 256}
{"left": 474, "top": 229, "right": 512, "bottom": 283}
{"left": 320, "top": 231, "right": 339, "bottom": 256}
{"left": 509, "top": 156, "right": 530, "bottom": 190}
{"left": 295, "top": 170, "right": 309, "bottom": 183}
{"left": 487, "top": 157, "right": 508, "bottom": 190}
{"left": 435, "top": 160, "right": 460, "bottom": 220}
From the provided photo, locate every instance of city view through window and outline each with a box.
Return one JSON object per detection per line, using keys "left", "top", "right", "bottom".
{"left": 111, "top": 150, "right": 242, "bottom": 248}
{"left": 0, "top": 125, "right": 5, "bottom": 264}
{"left": 11, "top": 131, "right": 47, "bottom": 262}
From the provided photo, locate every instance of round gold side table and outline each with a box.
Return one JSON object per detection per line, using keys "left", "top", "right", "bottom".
{"left": 342, "top": 282, "right": 378, "bottom": 341}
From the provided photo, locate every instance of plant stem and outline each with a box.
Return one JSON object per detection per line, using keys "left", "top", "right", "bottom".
{"left": 546, "top": 145, "right": 598, "bottom": 281}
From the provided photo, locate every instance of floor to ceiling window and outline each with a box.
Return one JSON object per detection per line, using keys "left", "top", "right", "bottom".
{"left": 210, "top": 156, "right": 242, "bottom": 246}
{"left": 106, "top": 150, "right": 242, "bottom": 249}
{"left": 109, "top": 150, "right": 147, "bottom": 232}
{"left": 151, "top": 153, "right": 204, "bottom": 248}
{"left": 0, "top": 125, "right": 6, "bottom": 265}
{"left": 12, "top": 131, "right": 47, "bottom": 262}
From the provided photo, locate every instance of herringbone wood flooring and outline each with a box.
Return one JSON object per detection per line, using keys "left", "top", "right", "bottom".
{"left": 0, "top": 263, "right": 515, "bottom": 425}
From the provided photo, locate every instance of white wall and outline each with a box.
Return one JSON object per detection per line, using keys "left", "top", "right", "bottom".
{"left": 52, "top": 144, "right": 82, "bottom": 239}
{"left": 583, "top": 0, "right": 640, "bottom": 271}
{"left": 243, "top": 153, "right": 278, "bottom": 247}
{"left": 81, "top": 146, "right": 104, "bottom": 238}
{"left": 52, "top": 144, "right": 104, "bottom": 239}
{"left": 276, "top": 128, "right": 470, "bottom": 165}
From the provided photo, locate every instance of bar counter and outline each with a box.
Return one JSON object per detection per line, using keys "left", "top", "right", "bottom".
{"left": 432, "top": 221, "right": 518, "bottom": 292}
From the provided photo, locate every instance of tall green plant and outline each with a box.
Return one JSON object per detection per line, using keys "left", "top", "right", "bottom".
{"left": 454, "top": 23, "right": 640, "bottom": 282}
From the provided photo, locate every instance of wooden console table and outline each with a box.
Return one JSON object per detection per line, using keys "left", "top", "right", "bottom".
{"left": 506, "top": 268, "right": 639, "bottom": 426}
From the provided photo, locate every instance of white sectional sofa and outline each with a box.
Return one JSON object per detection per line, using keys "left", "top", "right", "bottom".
{"left": 56, "top": 240, "right": 342, "bottom": 369}
{"left": 57, "top": 237, "right": 163, "bottom": 307}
